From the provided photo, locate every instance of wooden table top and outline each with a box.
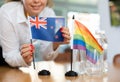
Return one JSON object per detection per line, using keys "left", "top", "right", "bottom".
{"left": 0, "top": 61, "right": 120, "bottom": 82}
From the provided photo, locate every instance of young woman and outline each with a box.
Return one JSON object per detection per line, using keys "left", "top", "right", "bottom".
{"left": 0, "top": 0, "right": 71, "bottom": 67}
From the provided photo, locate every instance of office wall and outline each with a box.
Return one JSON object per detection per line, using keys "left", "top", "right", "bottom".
{"left": 98, "top": 0, "right": 120, "bottom": 63}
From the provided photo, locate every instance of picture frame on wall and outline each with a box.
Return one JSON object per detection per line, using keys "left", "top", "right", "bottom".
{"left": 109, "top": 0, "right": 120, "bottom": 27}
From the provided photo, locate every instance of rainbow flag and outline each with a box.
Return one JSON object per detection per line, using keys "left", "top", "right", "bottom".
{"left": 73, "top": 20, "right": 103, "bottom": 64}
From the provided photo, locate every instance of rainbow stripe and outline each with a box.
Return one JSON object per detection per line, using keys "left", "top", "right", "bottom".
{"left": 73, "top": 20, "right": 103, "bottom": 64}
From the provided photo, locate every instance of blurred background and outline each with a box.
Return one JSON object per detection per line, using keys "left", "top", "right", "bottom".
{"left": 0, "top": 0, "right": 120, "bottom": 64}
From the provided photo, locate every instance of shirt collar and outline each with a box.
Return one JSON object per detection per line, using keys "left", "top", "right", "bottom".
{"left": 17, "top": 3, "right": 27, "bottom": 23}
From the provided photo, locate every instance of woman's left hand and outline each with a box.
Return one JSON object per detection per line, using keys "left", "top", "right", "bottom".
{"left": 60, "top": 27, "right": 71, "bottom": 44}
{"left": 53, "top": 27, "right": 71, "bottom": 50}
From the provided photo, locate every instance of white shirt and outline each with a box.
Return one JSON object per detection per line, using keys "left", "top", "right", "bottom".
{"left": 0, "top": 2, "right": 58, "bottom": 67}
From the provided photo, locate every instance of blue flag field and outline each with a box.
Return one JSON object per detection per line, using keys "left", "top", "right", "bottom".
{"left": 29, "top": 16, "right": 65, "bottom": 42}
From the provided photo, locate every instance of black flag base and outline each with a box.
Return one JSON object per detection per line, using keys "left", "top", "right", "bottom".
{"left": 65, "top": 70, "right": 78, "bottom": 77}
{"left": 38, "top": 69, "right": 50, "bottom": 76}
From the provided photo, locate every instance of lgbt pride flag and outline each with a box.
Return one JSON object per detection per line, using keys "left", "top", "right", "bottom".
{"left": 73, "top": 20, "right": 103, "bottom": 64}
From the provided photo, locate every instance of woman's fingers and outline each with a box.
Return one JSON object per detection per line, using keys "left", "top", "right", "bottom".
{"left": 20, "top": 44, "right": 34, "bottom": 64}
{"left": 60, "top": 27, "right": 71, "bottom": 43}
{"left": 21, "top": 44, "right": 34, "bottom": 54}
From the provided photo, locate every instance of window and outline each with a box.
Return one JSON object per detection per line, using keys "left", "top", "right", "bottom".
{"left": 0, "top": 0, "right": 4, "bottom": 7}
{"left": 53, "top": 0, "right": 98, "bottom": 17}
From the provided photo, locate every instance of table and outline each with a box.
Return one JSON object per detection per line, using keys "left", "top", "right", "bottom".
{"left": 0, "top": 61, "right": 120, "bottom": 82}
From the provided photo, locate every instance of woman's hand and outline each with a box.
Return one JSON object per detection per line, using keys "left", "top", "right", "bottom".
{"left": 20, "top": 44, "right": 34, "bottom": 64}
{"left": 60, "top": 27, "right": 71, "bottom": 44}
{"left": 53, "top": 27, "right": 71, "bottom": 50}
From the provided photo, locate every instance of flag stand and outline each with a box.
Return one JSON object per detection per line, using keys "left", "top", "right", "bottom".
{"left": 28, "top": 16, "right": 65, "bottom": 76}
{"left": 31, "top": 40, "right": 51, "bottom": 76}
{"left": 65, "top": 15, "right": 78, "bottom": 77}
{"left": 65, "top": 49, "right": 78, "bottom": 77}
{"left": 38, "top": 69, "right": 50, "bottom": 76}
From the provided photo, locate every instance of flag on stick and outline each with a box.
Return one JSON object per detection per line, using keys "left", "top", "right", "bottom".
{"left": 29, "top": 16, "right": 65, "bottom": 42}
{"left": 73, "top": 20, "right": 103, "bottom": 64}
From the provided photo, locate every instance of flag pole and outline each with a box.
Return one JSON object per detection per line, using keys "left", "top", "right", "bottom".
{"left": 30, "top": 39, "right": 36, "bottom": 69}
{"left": 27, "top": 15, "right": 36, "bottom": 69}
{"left": 65, "top": 15, "right": 78, "bottom": 77}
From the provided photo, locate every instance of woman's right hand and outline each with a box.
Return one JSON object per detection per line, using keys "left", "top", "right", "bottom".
{"left": 20, "top": 44, "right": 35, "bottom": 65}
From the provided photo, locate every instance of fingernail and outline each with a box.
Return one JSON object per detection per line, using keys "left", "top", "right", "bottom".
{"left": 30, "top": 49, "right": 33, "bottom": 52}
{"left": 60, "top": 28, "right": 63, "bottom": 32}
{"left": 30, "top": 44, "right": 34, "bottom": 49}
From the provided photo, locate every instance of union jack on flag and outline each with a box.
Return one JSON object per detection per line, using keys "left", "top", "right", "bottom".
{"left": 30, "top": 16, "right": 47, "bottom": 29}
{"left": 29, "top": 16, "right": 65, "bottom": 42}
